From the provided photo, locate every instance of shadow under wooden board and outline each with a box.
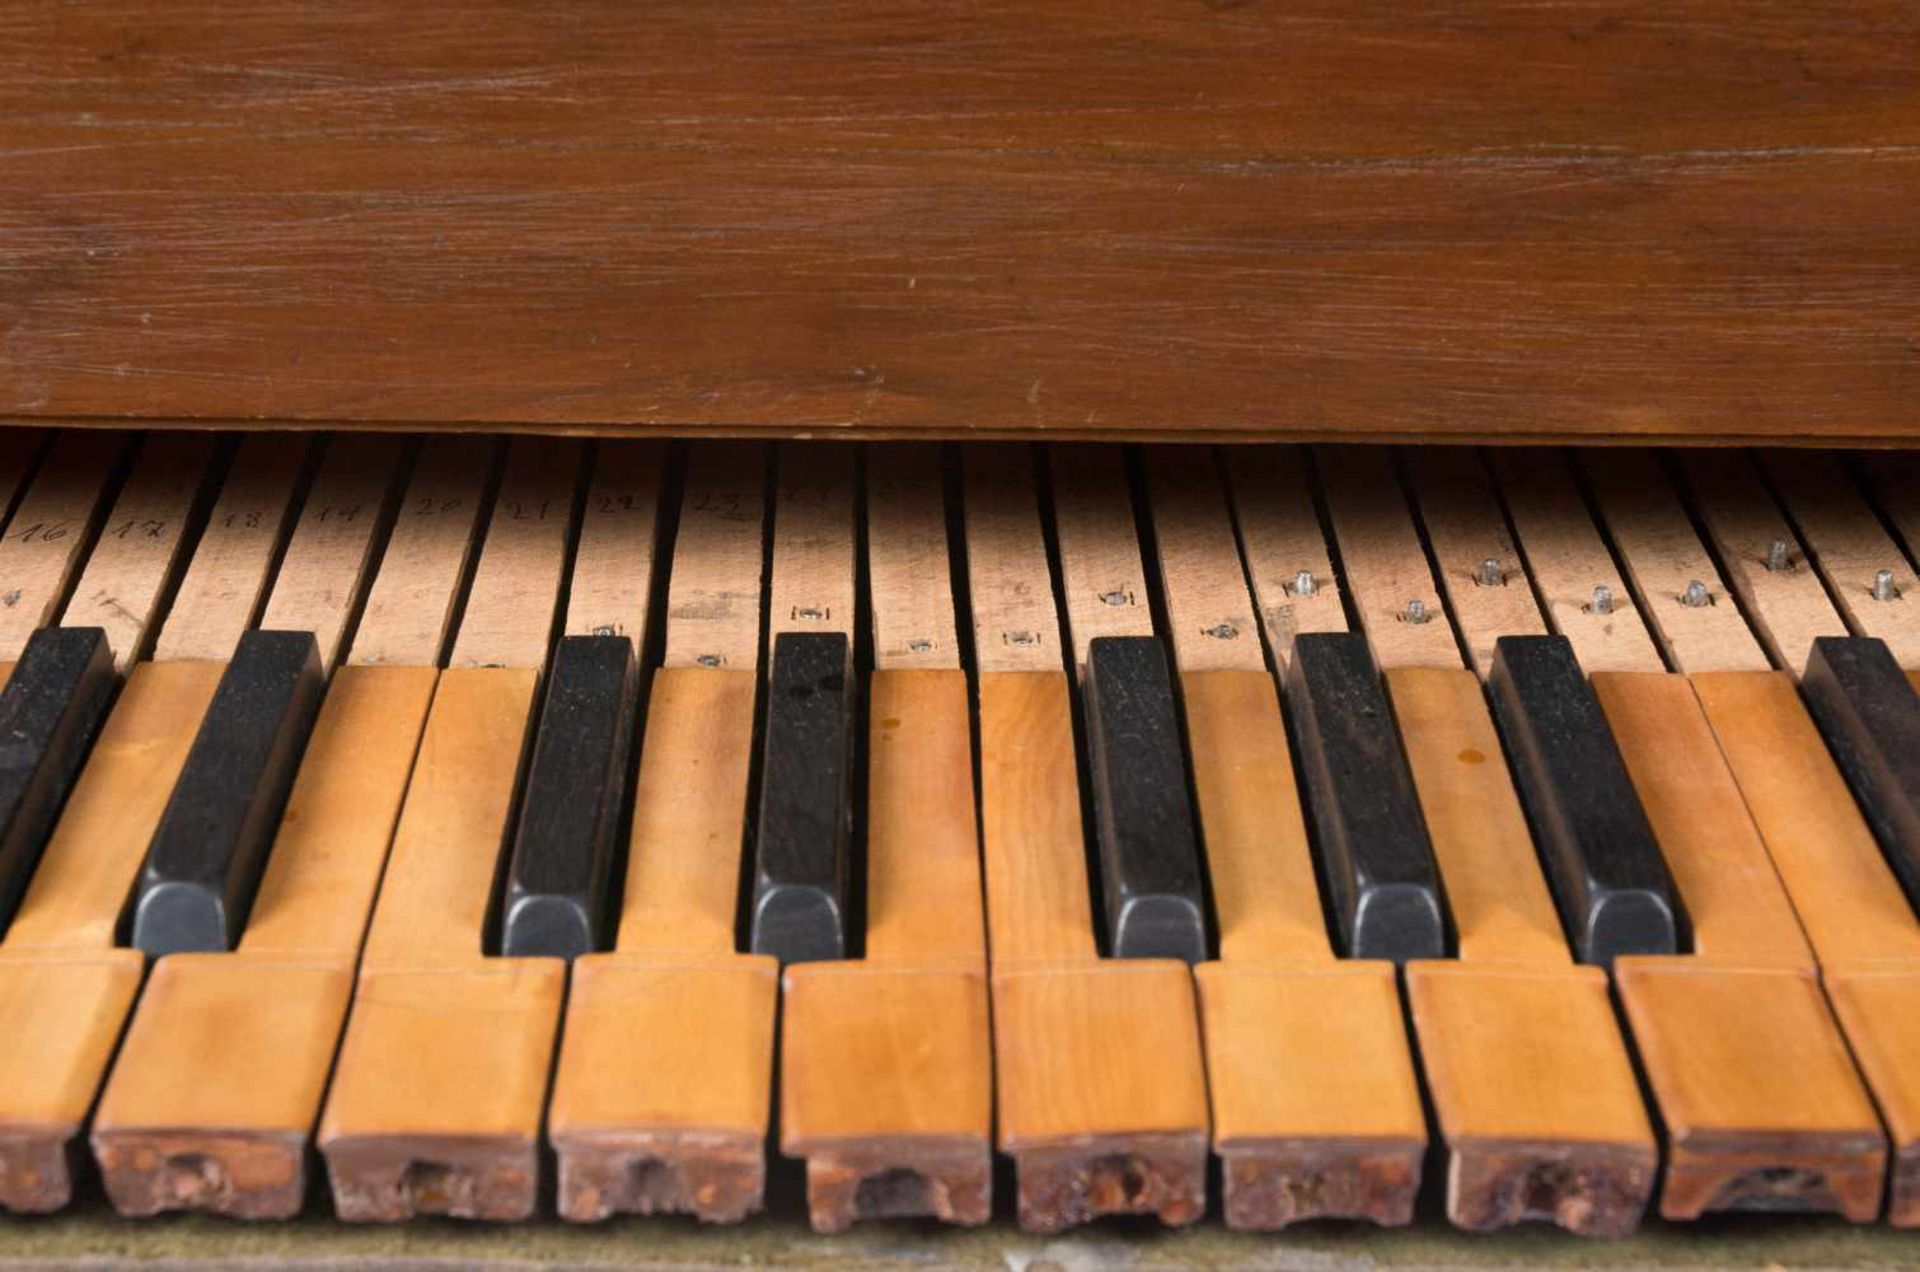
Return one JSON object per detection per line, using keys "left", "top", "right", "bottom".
{"left": 0, "top": 1200, "right": 1919, "bottom": 1270}
{"left": 1, "top": 4, "right": 1917, "bottom": 442}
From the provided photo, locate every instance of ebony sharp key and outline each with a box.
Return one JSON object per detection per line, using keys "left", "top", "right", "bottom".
{"left": 131, "top": 630, "right": 325, "bottom": 957}
{"left": 1802, "top": 636, "right": 1920, "bottom": 910}
{"left": 500, "top": 634, "right": 639, "bottom": 959}
{"left": 1083, "top": 635, "right": 1208, "bottom": 963}
{"left": 750, "top": 631, "right": 854, "bottom": 965}
{"left": 1285, "top": 632, "right": 1446, "bottom": 964}
{"left": 0, "top": 626, "right": 116, "bottom": 934}
{"left": 1488, "top": 635, "right": 1680, "bottom": 967}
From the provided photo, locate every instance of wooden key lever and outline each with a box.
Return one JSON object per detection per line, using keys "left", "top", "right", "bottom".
{"left": 779, "top": 445, "right": 991, "bottom": 1231}
{"left": 1488, "top": 636, "right": 1681, "bottom": 966}
{"left": 1083, "top": 636, "right": 1207, "bottom": 964}
{"left": 1286, "top": 633, "right": 1446, "bottom": 964}
{"left": 750, "top": 631, "right": 854, "bottom": 964}
{"left": 1314, "top": 445, "right": 1654, "bottom": 1236}
{"left": 1155, "top": 449, "right": 1426, "bottom": 1230}
{"left": 500, "top": 635, "right": 639, "bottom": 959}
{"left": 130, "top": 630, "right": 325, "bottom": 955}
{"left": 0, "top": 627, "right": 116, "bottom": 935}
{"left": 968, "top": 446, "right": 1207, "bottom": 1232}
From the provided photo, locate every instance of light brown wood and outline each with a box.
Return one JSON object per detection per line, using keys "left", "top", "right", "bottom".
{"left": 769, "top": 443, "right": 855, "bottom": 640}
{"left": 0, "top": 660, "right": 221, "bottom": 1210}
{"left": 1580, "top": 449, "right": 1769, "bottom": 675}
{"left": 1862, "top": 452, "right": 1920, "bottom": 575}
{"left": 976, "top": 673, "right": 1094, "bottom": 966}
{"left": 1404, "top": 963, "right": 1656, "bottom": 1237}
{"left": 348, "top": 436, "right": 494, "bottom": 667}
{"left": 445, "top": 437, "right": 579, "bottom": 670}
{"left": 1389, "top": 665, "right": 1655, "bottom": 1234}
{"left": 1491, "top": 448, "right": 1663, "bottom": 675}
{"left": 1315, "top": 446, "right": 1457, "bottom": 670}
{"left": 1690, "top": 671, "right": 1920, "bottom": 973}
{"left": 550, "top": 452, "right": 776, "bottom": 1225}
{"left": 551, "top": 669, "right": 775, "bottom": 1224}
{"left": 778, "top": 674, "right": 987, "bottom": 1229}
{"left": 991, "top": 959, "right": 1207, "bottom": 1232}
{"left": 257, "top": 434, "right": 404, "bottom": 670}
{"left": 1182, "top": 672, "right": 1326, "bottom": 965}
{"left": 862, "top": 672, "right": 984, "bottom": 965}
{"left": 1761, "top": 449, "right": 1920, "bottom": 668}
{"left": 867, "top": 445, "right": 958, "bottom": 671}
{"left": 1153, "top": 450, "right": 1425, "bottom": 1227}
{"left": 1387, "top": 669, "right": 1565, "bottom": 967}
{"left": 61, "top": 433, "right": 216, "bottom": 670}
{"left": 611, "top": 671, "right": 757, "bottom": 957}
{"left": 662, "top": 443, "right": 767, "bottom": 670}
{"left": 1194, "top": 960, "right": 1422, "bottom": 1230}
{"left": 1404, "top": 447, "right": 1546, "bottom": 677}
{"left": 0, "top": 430, "right": 126, "bottom": 660}
{"left": 1049, "top": 445, "right": 1150, "bottom": 668}
{"left": 1613, "top": 960, "right": 1885, "bottom": 1221}
{"left": 1595, "top": 671, "right": 1885, "bottom": 1221}
{"left": 152, "top": 434, "right": 309, "bottom": 663}
{"left": 1593, "top": 673, "right": 1811, "bottom": 969}
{"left": 1690, "top": 668, "right": 1920, "bottom": 1222}
{"left": 317, "top": 668, "right": 554, "bottom": 1221}
{"left": 1677, "top": 450, "right": 1847, "bottom": 675}
{"left": 235, "top": 668, "right": 439, "bottom": 961}
{"left": 563, "top": 440, "right": 665, "bottom": 646}
{"left": 962, "top": 446, "right": 1062, "bottom": 675}
{"left": 1144, "top": 447, "right": 1264, "bottom": 674}
{"left": 1224, "top": 446, "right": 1343, "bottom": 668}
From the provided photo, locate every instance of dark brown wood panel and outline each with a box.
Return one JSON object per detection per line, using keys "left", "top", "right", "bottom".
{"left": 1, "top": 3, "right": 1917, "bottom": 441}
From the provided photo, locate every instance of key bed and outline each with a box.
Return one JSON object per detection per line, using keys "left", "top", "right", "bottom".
{"left": 0, "top": 432, "right": 1915, "bottom": 1256}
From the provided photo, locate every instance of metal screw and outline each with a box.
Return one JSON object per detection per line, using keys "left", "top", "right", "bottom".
{"left": 1475, "top": 558, "right": 1504, "bottom": 588}
{"left": 793, "top": 605, "right": 827, "bottom": 621}
{"left": 1679, "top": 580, "right": 1711, "bottom": 609}
{"left": 1099, "top": 589, "right": 1130, "bottom": 607}
{"left": 1587, "top": 585, "right": 1614, "bottom": 616}
{"left": 591, "top": 623, "right": 616, "bottom": 637}
{"left": 907, "top": 638, "right": 934, "bottom": 653}
{"left": 696, "top": 653, "right": 724, "bottom": 668}
{"left": 1873, "top": 569, "right": 1902, "bottom": 602}
{"left": 1400, "top": 598, "right": 1432, "bottom": 625}
{"left": 1004, "top": 630, "right": 1039, "bottom": 647}
{"left": 1765, "top": 539, "right": 1794, "bottom": 573}
{"left": 1204, "top": 622, "right": 1239, "bottom": 640}
{"left": 1291, "top": 570, "right": 1317, "bottom": 597}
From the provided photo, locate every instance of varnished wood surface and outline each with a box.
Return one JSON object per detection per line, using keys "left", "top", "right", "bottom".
{"left": 1, "top": 4, "right": 1918, "bottom": 442}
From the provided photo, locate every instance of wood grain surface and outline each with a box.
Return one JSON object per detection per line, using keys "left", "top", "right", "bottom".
{"left": 1, "top": 4, "right": 1916, "bottom": 442}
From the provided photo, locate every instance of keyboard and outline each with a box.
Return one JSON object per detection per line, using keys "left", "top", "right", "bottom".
{"left": 0, "top": 429, "right": 1915, "bottom": 1258}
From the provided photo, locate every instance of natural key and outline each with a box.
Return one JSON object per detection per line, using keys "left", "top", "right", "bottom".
{"left": 750, "top": 632, "right": 854, "bottom": 964}
{"left": 1285, "top": 633, "right": 1445, "bottom": 963}
{"left": 0, "top": 627, "right": 117, "bottom": 934}
{"left": 1487, "top": 635, "right": 1680, "bottom": 967}
{"left": 1083, "top": 636, "right": 1208, "bottom": 963}
{"left": 131, "top": 630, "right": 325, "bottom": 955}
{"left": 1801, "top": 636, "right": 1920, "bottom": 911}
{"left": 500, "top": 635, "right": 639, "bottom": 959}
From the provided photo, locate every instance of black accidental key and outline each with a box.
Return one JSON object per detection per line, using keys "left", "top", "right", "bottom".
{"left": 132, "top": 629, "right": 325, "bottom": 956}
{"left": 1286, "top": 633, "right": 1446, "bottom": 963}
{"left": 1083, "top": 635, "right": 1208, "bottom": 963}
{"left": 1802, "top": 636, "right": 1920, "bottom": 911}
{"left": 500, "top": 634, "right": 638, "bottom": 959}
{"left": 0, "top": 626, "right": 116, "bottom": 934}
{"left": 750, "top": 631, "right": 853, "bottom": 964}
{"left": 1488, "top": 634, "right": 1680, "bottom": 967}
